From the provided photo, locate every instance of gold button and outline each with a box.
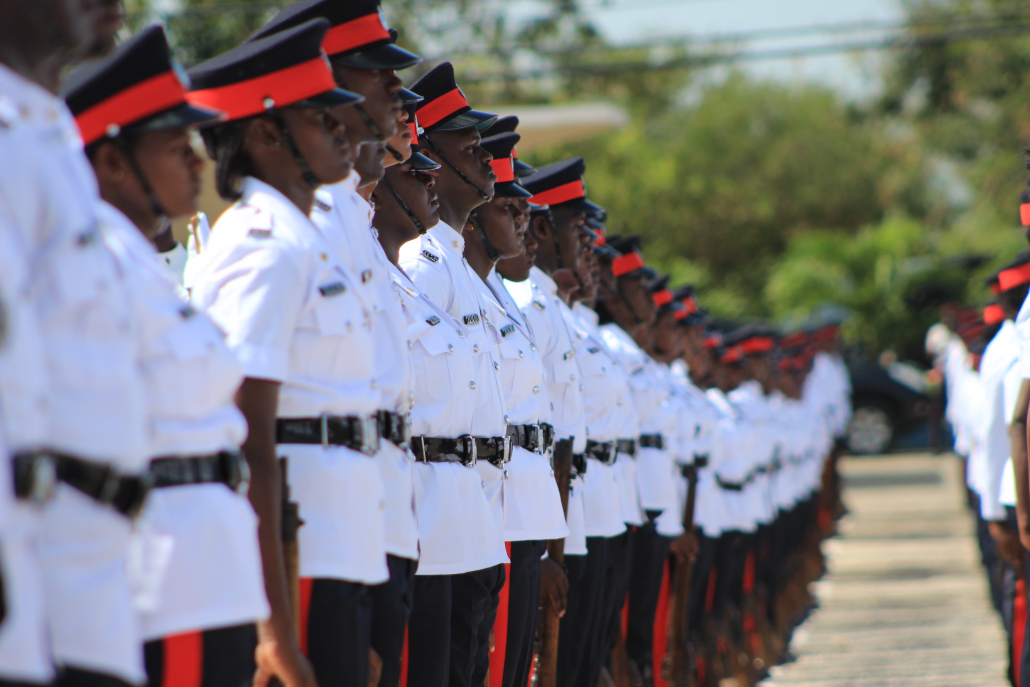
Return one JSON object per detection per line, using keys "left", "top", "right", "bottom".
{"left": 532, "top": 386, "right": 540, "bottom": 394}
{"left": 448, "top": 344, "right": 455, "bottom": 352}
{"left": 470, "top": 381, "right": 477, "bottom": 389}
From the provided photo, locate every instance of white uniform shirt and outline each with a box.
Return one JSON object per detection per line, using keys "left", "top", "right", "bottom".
{"left": 389, "top": 263, "right": 508, "bottom": 575}
{"left": 157, "top": 241, "right": 188, "bottom": 287}
{"left": 101, "top": 203, "right": 268, "bottom": 640}
{"left": 312, "top": 178, "right": 418, "bottom": 560}
{"left": 976, "top": 322, "right": 1019, "bottom": 520}
{"left": 189, "top": 176, "right": 387, "bottom": 585}
{"left": 485, "top": 270, "right": 568, "bottom": 542}
{"left": 0, "top": 64, "right": 149, "bottom": 684}
{"left": 399, "top": 224, "right": 509, "bottom": 534}
{"left": 568, "top": 305, "right": 633, "bottom": 537}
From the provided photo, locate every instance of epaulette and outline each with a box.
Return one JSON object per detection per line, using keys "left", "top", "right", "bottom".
{"left": 421, "top": 249, "right": 440, "bottom": 263}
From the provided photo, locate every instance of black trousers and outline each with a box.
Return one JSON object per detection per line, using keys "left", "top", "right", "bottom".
{"left": 369, "top": 555, "right": 418, "bottom": 687}
{"left": 626, "top": 512, "right": 673, "bottom": 677}
{"left": 689, "top": 532, "right": 718, "bottom": 635}
{"left": 503, "top": 540, "right": 546, "bottom": 687}
{"left": 52, "top": 670, "right": 134, "bottom": 687}
{"left": 144, "top": 623, "right": 257, "bottom": 687}
{"left": 407, "top": 565, "right": 505, "bottom": 687}
{"left": 557, "top": 539, "right": 607, "bottom": 687}
{"left": 305, "top": 578, "right": 372, "bottom": 687}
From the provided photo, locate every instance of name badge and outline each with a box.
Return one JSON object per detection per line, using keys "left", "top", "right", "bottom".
{"left": 319, "top": 282, "right": 346, "bottom": 297}
{"left": 587, "top": 347, "right": 600, "bottom": 354}
{"left": 563, "top": 350, "right": 576, "bottom": 361}
{"left": 532, "top": 300, "right": 546, "bottom": 310}
{"left": 421, "top": 250, "right": 440, "bottom": 263}
{"left": 248, "top": 228, "right": 272, "bottom": 238}
{"left": 501, "top": 324, "right": 515, "bottom": 338}
{"left": 463, "top": 313, "right": 480, "bottom": 326}
{"left": 426, "top": 315, "right": 441, "bottom": 326}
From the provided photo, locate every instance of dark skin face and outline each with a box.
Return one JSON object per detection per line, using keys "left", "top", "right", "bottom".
{"left": 91, "top": 125, "right": 204, "bottom": 239}
{"left": 0, "top": 0, "right": 97, "bottom": 91}
{"left": 681, "top": 324, "right": 713, "bottom": 386}
{"left": 600, "top": 272, "right": 656, "bottom": 349}
{"left": 356, "top": 141, "right": 387, "bottom": 190}
{"left": 244, "top": 106, "right": 351, "bottom": 216}
{"left": 496, "top": 216, "right": 538, "bottom": 283}
{"left": 574, "top": 230, "right": 600, "bottom": 306}
{"left": 384, "top": 112, "right": 414, "bottom": 167}
{"left": 529, "top": 206, "right": 585, "bottom": 303}
{"left": 371, "top": 162, "right": 440, "bottom": 265}
{"left": 331, "top": 63, "right": 403, "bottom": 143}
{"left": 746, "top": 354, "right": 775, "bottom": 394}
{"left": 650, "top": 309, "right": 682, "bottom": 362}
{"left": 463, "top": 195, "right": 524, "bottom": 281}
{"left": 86, "top": 0, "right": 122, "bottom": 58}
{"left": 421, "top": 127, "right": 495, "bottom": 232}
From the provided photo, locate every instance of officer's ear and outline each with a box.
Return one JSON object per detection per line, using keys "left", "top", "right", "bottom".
{"left": 246, "top": 116, "right": 284, "bottom": 153}
{"left": 88, "top": 139, "right": 131, "bottom": 188}
{"left": 529, "top": 213, "right": 551, "bottom": 242}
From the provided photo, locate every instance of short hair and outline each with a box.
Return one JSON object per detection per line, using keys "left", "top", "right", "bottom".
{"left": 201, "top": 118, "right": 255, "bottom": 202}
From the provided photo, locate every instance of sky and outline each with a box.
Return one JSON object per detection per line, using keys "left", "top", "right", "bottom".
{"left": 514, "top": 0, "right": 906, "bottom": 100}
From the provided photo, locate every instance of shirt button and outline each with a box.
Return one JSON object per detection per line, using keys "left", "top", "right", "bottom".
{"left": 320, "top": 252, "right": 328, "bottom": 261}
{"left": 408, "top": 340, "right": 413, "bottom": 350}
{"left": 519, "top": 350, "right": 524, "bottom": 359}
{"left": 550, "top": 470, "right": 555, "bottom": 477}
{"left": 533, "top": 386, "right": 540, "bottom": 394}
{"left": 454, "top": 241, "right": 460, "bottom": 248}
{"left": 458, "top": 331, "right": 465, "bottom": 338}
{"left": 494, "top": 361, "right": 500, "bottom": 370}
{"left": 370, "top": 379, "right": 378, "bottom": 389}
{"left": 473, "top": 344, "right": 479, "bottom": 353}
{"left": 470, "top": 381, "right": 477, "bottom": 389}
{"left": 617, "top": 399, "right": 623, "bottom": 406}
{"left": 530, "top": 344, "right": 537, "bottom": 351}
{"left": 505, "top": 415, "right": 510, "bottom": 424}
{"left": 570, "top": 374, "right": 576, "bottom": 381}
{"left": 504, "top": 470, "right": 509, "bottom": 481}
{"left": 448, "top": 344, "right": 455, "bottom": 352}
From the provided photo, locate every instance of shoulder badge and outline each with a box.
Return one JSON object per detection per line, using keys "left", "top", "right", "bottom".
{"left": 319, "top": 282, "right": 346, "bottom": 297}
{"left": 421, "top": 250, "right": 440, "bottom": 263}
{"left": 313, "top": 197, "right": 332, "bottom": 213}
{"left": 563, "top": 350, "right": 576, "bottom": 361}
{"left": 426, "top": 315, "right": 441, "bottom": 326}
{"left": 532, "top": 299, "right": 547, "bottom": 310}
{"left": 587, "top": 347, "right": 601, "bottom": 354}
{"left": 501, "top": 324, "right": 515, "bottom": 338}
{"left": 248, "top": 228, "right": 272, "bottom": 238}
{"left": 463, "top": 313, "right": 481, "bottom": 326}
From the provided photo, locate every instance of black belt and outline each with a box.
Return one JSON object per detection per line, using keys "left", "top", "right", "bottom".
{"left": 715, "top": 474, "right": 747, "bottom": 492}
{"left": 585, "top": 440, "right": 617, "bottom": 466}
{"left": 150, "top": 451, "right": 249, "bottom": 493}
{"left": 276, "top": 414, "right": 381, "bottom": 455}
{"left": 412, "top": 435, "right": 513, "bottom": 468}
{"left": 638, "top": 434, "right": 663, "bottom": 450}
{"left": 616, "top": 438, "right": 638, "bottom": 457}
{"left": 506, "top": 424, "right": 554, "bottom": 455}
{"left": 12, "top": 451, "right": 57, "bottom": 503}
{"left": 53, "top": 453, "right": 151, "bottom": 518}
{"left": 378, "top": 411, "right": 412, "bottom": 449}
{"left": 571, "top": 453, "right": 587, "bottom": 477}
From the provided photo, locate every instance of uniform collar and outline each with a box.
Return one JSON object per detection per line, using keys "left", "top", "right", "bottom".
{"left": 429, "top": 220, "right": 465, "bottom": 255}
{"left": 240, "top": 176, "right": 320, "bottom": 234}
{"left": 530, "top": 265, "right": 558, "bottom": 298}
{"left": 573, "top": 302, "right": 600, "bottom": 327}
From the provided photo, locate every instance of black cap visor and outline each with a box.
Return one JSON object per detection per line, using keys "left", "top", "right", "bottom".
{"left": 332, "top": 43, "right": 421, "bottom": 71}
{"left": 293, "top": 87, "right": 364, "bottom": 109}
{"left": 131, "top": 101, "right": 224, "bottom": 133}
{"left": 408, "top": 151, "right": 440, "bottom": 171}
{"left": 494, "top": 181, "right": 532, "bottom": 199}
{"left": 514, "top": 159, "right": 534, "bottom": 177}
{"left": 428, "top": 109, "right": 497, "bottom": 133}
{"left": 399, "top": 87, "right": 423, "bottom": 104}
{"left": 594, "top": 244, "right": 620, "bottom": 259}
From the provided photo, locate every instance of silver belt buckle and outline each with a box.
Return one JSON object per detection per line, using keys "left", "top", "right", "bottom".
{"left": 360, "top": 414, "right": 381, "bottom": 456}
{"left": 608, "top": 443, "right": 617, "bottom": 465}
{"left": 320, "top": 414, "right": 330, "bottom": 450}
{"left": 461, "top": 435, "right": 478, "bottom": 467}
{"left": 399, "top": 413, "right": 412, "bottom": 449}
{"left": 31, "top": 454, "right": 56, "bottom": 503}
{"left": 98, "top": 465, "right": 123, "bottom": 506}
{"left": 502, "top": 435, "right": 513, "bottom": 463}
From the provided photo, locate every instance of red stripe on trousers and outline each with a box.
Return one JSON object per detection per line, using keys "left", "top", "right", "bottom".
{"left": 299, "top": 577, "right": 314, "bottom": 656}
{"left": 1016, "top": 578, "right": 1027, "bottom": 687}
{"left": 652, "top": 559, "right": 671, "bottom": 687}
{"left": 163, "top": 631, "right": 203, "bottom": 687}
{"left": 743, "top": 550, "right": 755, "bottom": 594}
{"left": 705, "top": 566, "right": 717, "bottom": 614}
{"left": 400, "top": 626, "right": 409, "bottom": 687}
{"left": 490, "top": 542, "right": 512, "bottom": 687}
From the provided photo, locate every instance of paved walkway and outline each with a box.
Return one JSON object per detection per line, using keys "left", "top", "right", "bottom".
{"left": 761, "top": 453, "right": 1009, "bottom": 687}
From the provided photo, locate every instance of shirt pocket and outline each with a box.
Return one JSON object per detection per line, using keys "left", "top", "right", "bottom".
{"left": 52, "top": 227, "right": 113, "bottom": 307}
{"left": 413, "top": 323, "right": 456, "bottom": 403}
{"left": 550, "top": 357, "right": 580, "bottom": 388}
{"left": 312, "top": 270, "right": 365, "bottom": 337}
{"left": 497, "top": 334, "right": 530, "bottom": 398}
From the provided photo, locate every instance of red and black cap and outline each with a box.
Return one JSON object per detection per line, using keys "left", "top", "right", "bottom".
{"left": 482, "top": 116, "right": 534, "bottom": 177}
{"left": 1021, "top": 188, "right": 1030, "bottom": 227}
{"left": 250, "top": 0, "right": 420, "bottom": 70}
{"left": 481, "top": 132, "right": 531, "bottom": 198}
{"left": 65, "top": 25, "right": 221, "bottom": 146}
{"left": 984, "top": 302, "right": 1005, "bottom": 325}
{"left": 606, "top": 234, "right": 649, "bottom": 279}
{"left": 188, "top": 19, "right": 361, "bottom": 122}
{"left": 723, "top": 324, "right": 777, "bottom": 357}
{"left": 648, "top": 274, "right": 685, "bottom": 315}
{"left": 672, "top": 285, "right": 707, "bottom": 325}
{"left": 997, "top": 251, "right": 1030, "bottom": 292}
{"left": 400, "top": 102, "right": 439, "bottom": 171}
{"left": 411, "top": 62, "right": 496, "bottom": 133}
{"left": 522, "top": 157, "right": 594, "bottom": 211}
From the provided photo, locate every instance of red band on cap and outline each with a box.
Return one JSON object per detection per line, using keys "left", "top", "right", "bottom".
{"left": 1021, "top": 203, "right": 1030, "bottom": 227}
{"left": 990, "top": 281, "right": 1003, "bottom": 295}
{"left": 612, "top": 251, "right": 645, "bottom": 277}
{"left": 740, "top": 337, "right": 775, "bottom": 355}
{"left": 999, "top": 263, "right": 1030, "bottom": 291}
{"left": 530, "top": 180, "right": 585, "bottom": 207}
{"left": 417, "top": 88, "right": 469, "bottom": 128}
{"left": 984, "top": 304, "right": 1006, "bottom": 325}
{"left": 674, "top": 309, "right": 688, "bottom": 320}
{"left": 812, "top": 325, "right": 838, "bottom": 342}
{"left": 682, "top": 296, "right": 698, "bottom": 314}
{"left": 491, "top": 157, "right": 514, "bottom": 183}
{"left": 652, "top": 289, "right": 673, "bottom": 306}
{"left": 779, "top": 333, "right": 808, "bottom": 349}
{"left": 594, "top": 231, "right": 606, "bottom": 246}
{"left": 188, "top": 57, "right": 336, "bottom": 122}
{"left": 322, "top": 13, "right": 390, "bottom": 56}
{"left": 76, "top": 71, "right": 188, "bottom": 145}
{"left": 721, "top": 346, "right": 744, "bottom": 364}
{"left": 704, "top": 334, "right": 722, "bottom": 350}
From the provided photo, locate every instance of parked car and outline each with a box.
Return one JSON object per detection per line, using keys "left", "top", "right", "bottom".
{"left": 845, "top": 360, "right": 930, "bottom": 455}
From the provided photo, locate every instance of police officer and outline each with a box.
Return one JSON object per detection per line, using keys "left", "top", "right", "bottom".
{"left": 185, "top": 20, "right": 374, "bottom": 687}
{"left": 64, "top": 25, "right": 272, "bottom": 686}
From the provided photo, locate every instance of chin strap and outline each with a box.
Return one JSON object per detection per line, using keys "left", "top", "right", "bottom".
{"left": 379, "top": 177, "right": 428, "bottom": 235}
{"left": 422, "top": 132, "right": 492, "bottom": 202}
{"left": 611, "top": 279, "right": 645, "bottom": 326}
{"left": 114, "top": 136, "right": 167, "bottom": 224}
{"left": 268, "top": 110, "right": 320, "bottom": 189}
{"left": 385, "top": 144, "right": 405, "bottom": 163}
{"left": 469, "top": 211, "right": 498, "bottom": 261}
{"left": 538, "top": 208, "right": 587, "bottom": 295}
